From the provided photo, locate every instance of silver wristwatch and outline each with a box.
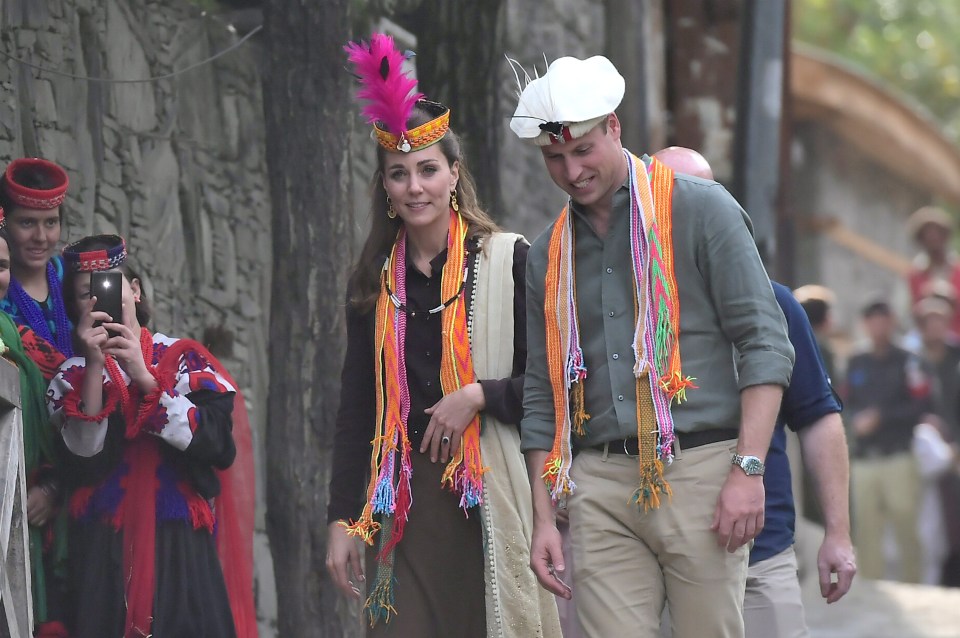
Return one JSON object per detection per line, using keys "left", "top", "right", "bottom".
{"left": 731, "top": 453, "right": 765, "bottom": 476}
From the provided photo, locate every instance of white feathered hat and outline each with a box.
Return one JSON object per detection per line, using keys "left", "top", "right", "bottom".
{"left": 508, "top": 55, "right": 625, "bottom": 146}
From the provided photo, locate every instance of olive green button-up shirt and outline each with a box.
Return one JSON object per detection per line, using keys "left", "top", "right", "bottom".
{"left": 521, "top": 170, "right": 795, "bottom": 452}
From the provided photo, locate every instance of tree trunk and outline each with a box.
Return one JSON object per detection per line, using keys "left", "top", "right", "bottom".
{"left": 396, "top": 0, "right": 506, "bottom": 219}
{"left": 662, "top": 0, "right": 744, "bottom": 183}
{"left": 261, "top": 1, "right": 356, "bottom": 636}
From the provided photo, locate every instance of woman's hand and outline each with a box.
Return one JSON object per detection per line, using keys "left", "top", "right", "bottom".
{"left": 101, "top": 322, "right": 157, "bottom": 394}
{"left": 421, "top": 383, "right": 486, "bottom": 463}
{"left": 326, "top": 522, "right": 364, "bottom": 599}
{"left": 74, "top": 295, "right": 110, "bottom": 364}
{"left": 26, "top": 485, "right": 55, "bottom": 527}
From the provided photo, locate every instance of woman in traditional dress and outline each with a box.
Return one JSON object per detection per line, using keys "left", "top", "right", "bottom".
{"left": 0, "top": 215, "right": 68, "bottom": 638}
{"left": 326, "top": 33, "right": 560, "bottom": 638}
{"left": 0, "top": 158, "right": 74, "bottom": 367}
{"left": 47, "top": 234, "right": 257, "bottom": 638}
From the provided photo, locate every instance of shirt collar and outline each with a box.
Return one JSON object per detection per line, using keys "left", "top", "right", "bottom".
{"left": 568, "top": 176, "right": 632, "bottom": 227}
{"left": 402, "top": 236, "right": 479, "bottom": 277}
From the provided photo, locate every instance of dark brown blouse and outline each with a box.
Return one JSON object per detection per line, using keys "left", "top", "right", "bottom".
{"left": 327, "top": 238, "right": 528, "bottom": 523}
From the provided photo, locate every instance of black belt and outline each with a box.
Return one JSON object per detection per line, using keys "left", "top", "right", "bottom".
{"left": 591, "top": 428, "right": 738, "bottom": 456}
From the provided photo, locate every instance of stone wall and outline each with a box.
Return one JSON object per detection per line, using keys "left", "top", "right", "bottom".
{"left": 790, "top": 121, "right": 926, "bottom": 357}
{"left": 0, "top": 0, "right": 277, "bottom": 634}
{"left": 500, "top": 0, "right": 607, "bottom": 240}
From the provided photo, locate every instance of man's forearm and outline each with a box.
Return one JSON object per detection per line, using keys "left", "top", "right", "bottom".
{"left": 798, "top": 412, "right": 851, "bottom": 536}
{"left": 737, "top": 383, "right": 784, "bottom": 460}
{"left": 525, "top": 449, "right": 556, "bottom": 525}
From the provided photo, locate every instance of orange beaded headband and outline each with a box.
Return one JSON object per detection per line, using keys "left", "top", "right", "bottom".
{"left": 373, "top": 99, "right": 450, "bottom": 153}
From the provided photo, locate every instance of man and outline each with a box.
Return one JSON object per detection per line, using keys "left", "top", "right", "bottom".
{"left": 913, "top": 296, "right": 960, "bottom": 584}
{"left": 654, "top": 148, "right": 856, "bottom": 637}
{"left": 511, "top": 56, "right": 795, "bottom": 638}
{"left": 916, "top": 296, "right": 960, "bottom": 437}
{"left": 793, "top": 284, "right": 838, "bottom": 384}
{"left": 906, "top": 205, "right": 960, "bottom": 339}
{"left": 845, "top": 299, "right": 929, "bottom": 583}
{"left": 747, "top": 285, "right": 855, "bottom": 637}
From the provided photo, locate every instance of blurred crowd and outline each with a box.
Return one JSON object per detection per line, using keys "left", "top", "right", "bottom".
{"left": 811, "top": 204, "right": 960, "bottom": 588}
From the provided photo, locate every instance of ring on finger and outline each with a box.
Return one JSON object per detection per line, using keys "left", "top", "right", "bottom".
{"left": 441, "top": 435, "right": 451, "bottom": 445}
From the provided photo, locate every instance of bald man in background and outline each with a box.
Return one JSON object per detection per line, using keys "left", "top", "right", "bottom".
{"left": 653, "top": 147, "right": 856, "bottom": 638}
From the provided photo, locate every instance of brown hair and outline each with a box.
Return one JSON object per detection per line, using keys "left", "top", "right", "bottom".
{"left": 348, "top": 105, "right": 499, "bottom": 313}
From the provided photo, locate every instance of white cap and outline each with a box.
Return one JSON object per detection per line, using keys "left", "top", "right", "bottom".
{"left": 509, "top": 55, "right": 625, "bottom": 146}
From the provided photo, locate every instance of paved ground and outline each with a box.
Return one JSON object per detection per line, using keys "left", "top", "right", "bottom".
{"left": 797, "top": 521, "right": 960, "bottom": 638}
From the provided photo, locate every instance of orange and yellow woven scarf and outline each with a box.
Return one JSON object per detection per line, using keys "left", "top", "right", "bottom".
{"left": 344, "top": 209, "right": 486, "bottom": 624}
{"left": 542, "top": 152, "right": 696, "bottom": 511}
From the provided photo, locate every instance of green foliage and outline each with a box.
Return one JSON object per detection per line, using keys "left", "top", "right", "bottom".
{"left": 794, "top": 0, "right": 960, "bottom": 141}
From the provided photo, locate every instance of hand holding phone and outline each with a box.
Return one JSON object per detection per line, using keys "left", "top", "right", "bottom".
{"left": 91, "top": 271, "right": 123, "bottom": 338}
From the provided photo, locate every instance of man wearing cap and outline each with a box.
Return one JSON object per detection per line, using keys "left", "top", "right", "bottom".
{"left": 510, "top": 56, "right": 794, "bottom": 637}
{"left": 845, "top": 299, "right": 929, "bottom": 582}
{"left": 0, "top": 158, "right": 74, "bottom": 361}
{"left": 907, "top": 206, "right": 960, "bottom": 339}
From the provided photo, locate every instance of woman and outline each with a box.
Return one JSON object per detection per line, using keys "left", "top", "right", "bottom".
{"left": 326, "top": 34, "right": 560, "bottom": 638}
{"left": 47, "top": 235, "right": 257, "bottom": 638}
{"left": 0, "top": 212, "right": 68, "bottom": 638}
{"left": 0, "top": 158, "right": 73, "bottom": 362}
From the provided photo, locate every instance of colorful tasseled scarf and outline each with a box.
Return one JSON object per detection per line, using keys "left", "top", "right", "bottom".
{"left": 344, "top": 209, "right": 486, "bottom": 625}
{"left": 542, "top": 151, "right": 696, "bottom": 511}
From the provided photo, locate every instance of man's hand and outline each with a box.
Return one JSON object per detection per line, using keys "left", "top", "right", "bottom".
{"left": 529, "top": 519, "right": 572, "bottom": 599}
{"left": 817, "top": 532, "right": 856, "bottom": 604}
{"left": 851, "top": 408, "right": 881, "bottom": 438}
{"left": 711, "top": 469, "right": 765, "bottom": 552}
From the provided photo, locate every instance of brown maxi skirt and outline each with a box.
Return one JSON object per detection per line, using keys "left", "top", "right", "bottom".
{"left": 366, "top": 449, "right": 486, "bottom": 638}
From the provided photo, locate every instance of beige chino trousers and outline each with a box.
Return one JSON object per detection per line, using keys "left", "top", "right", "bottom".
{"left": 568, "top": 439, "right": 748, "bottom": 638}
{"left": 851, "top": 452, "right": 923, "bottom": 583}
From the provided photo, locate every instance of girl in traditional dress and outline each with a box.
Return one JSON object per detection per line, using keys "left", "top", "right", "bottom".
{"left": 0, "top": 158, "right": 74, "bottom": 366}
{"left": 47, "top": 234, "right": 257, "bottom": 638}
{"left": 326, "top": 33, "right": 560, "bottom": 638}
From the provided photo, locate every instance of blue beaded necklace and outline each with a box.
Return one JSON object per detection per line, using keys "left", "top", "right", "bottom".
{"left": 7, "top": 261, "right": 73, "bottom": 357}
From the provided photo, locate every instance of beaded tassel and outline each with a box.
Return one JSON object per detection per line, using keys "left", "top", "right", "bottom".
{"left": 542, "top": 207, "right": 580, "bottom": 501}
{"left": 365, "top": 515, "right": 398, "bottom": 627}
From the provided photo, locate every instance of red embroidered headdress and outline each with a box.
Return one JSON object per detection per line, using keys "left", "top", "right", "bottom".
{"left": 3, "top": 158, "right": 69, "bottom": 209}
{"left": 61, "top": 234, "right": 127, "bottom": 272}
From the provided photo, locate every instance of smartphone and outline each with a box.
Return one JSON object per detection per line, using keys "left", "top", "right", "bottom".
{"left": 91, "top": 271, "right": 123, "bottom": 337}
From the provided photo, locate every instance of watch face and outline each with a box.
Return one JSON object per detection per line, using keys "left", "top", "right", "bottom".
{"left": 742, "top": 456, "right": 764, "bottom": 475}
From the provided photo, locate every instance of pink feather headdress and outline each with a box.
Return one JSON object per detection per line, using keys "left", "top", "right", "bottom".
{"left": 345, "top": 33, "right": 450, "bottom": 153}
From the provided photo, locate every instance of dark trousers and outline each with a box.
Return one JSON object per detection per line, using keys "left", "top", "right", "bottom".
{"left": 366, "top": 450, "right": 486, "bottom": 638}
